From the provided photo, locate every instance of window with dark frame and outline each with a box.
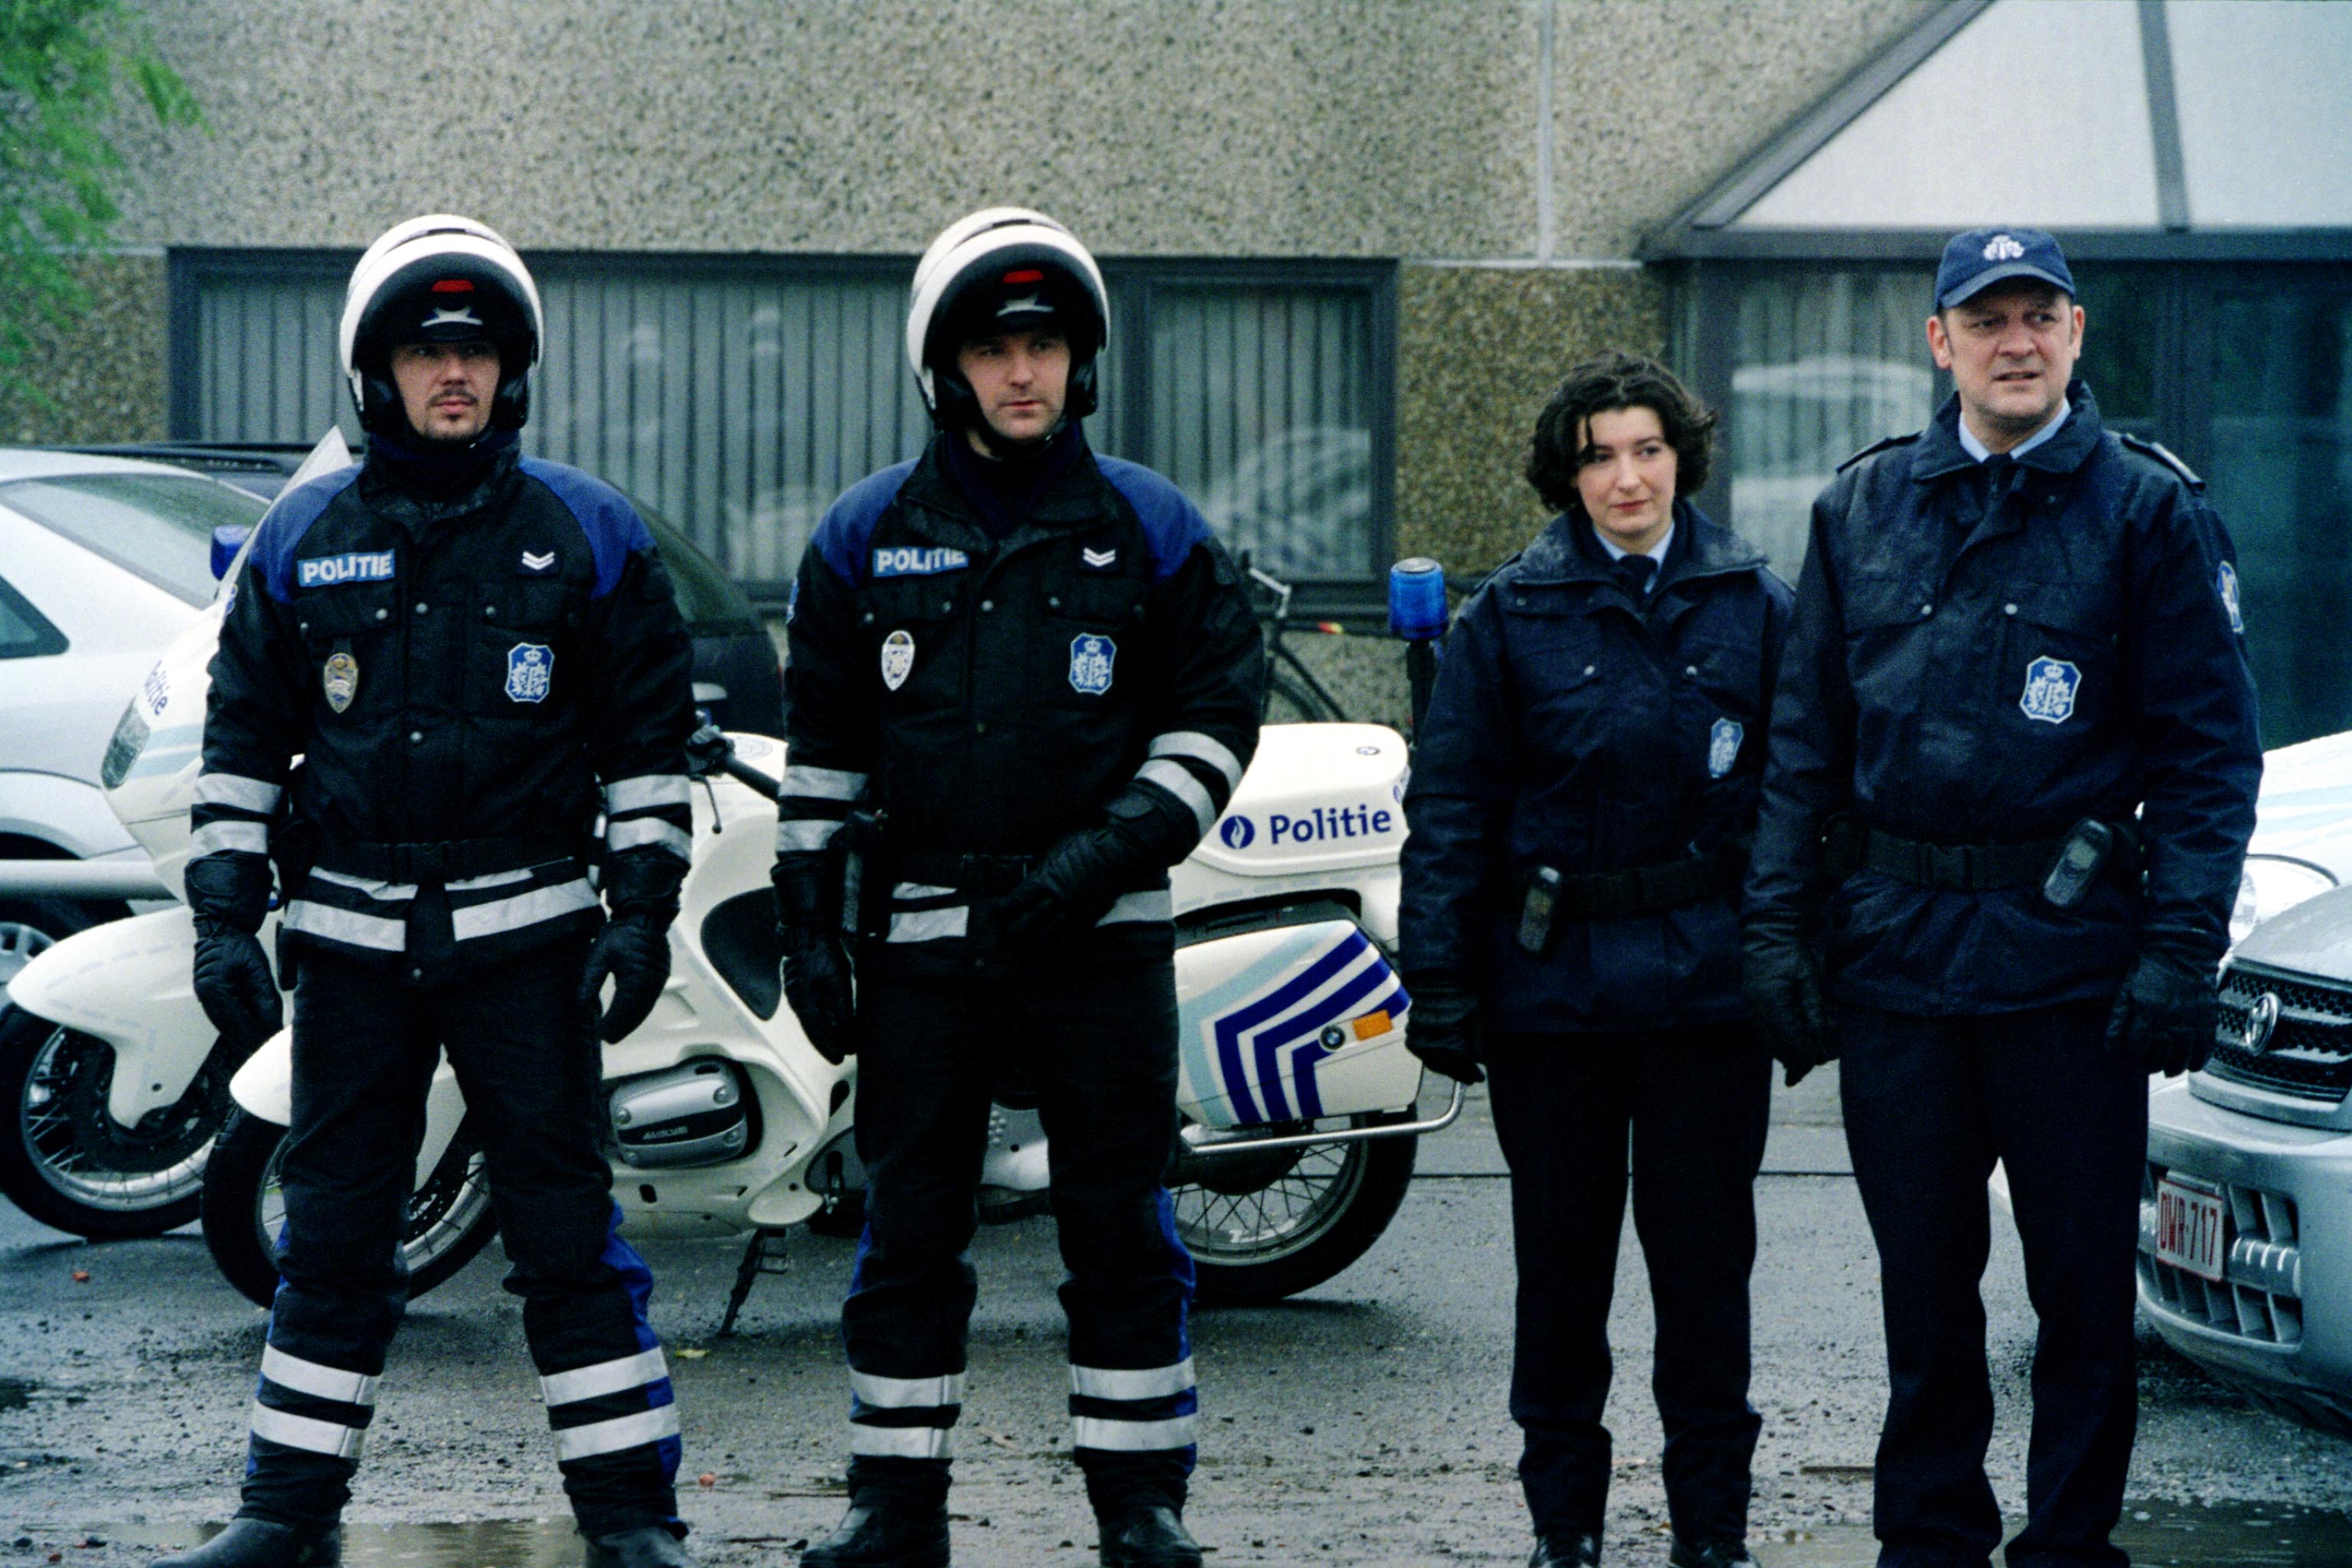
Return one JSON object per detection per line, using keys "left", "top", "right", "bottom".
{"left": 169, "top": 250, "right": 1396, "bottom": 612}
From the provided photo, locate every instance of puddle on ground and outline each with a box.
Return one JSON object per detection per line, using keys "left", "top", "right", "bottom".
{"left": 56, "top": 1498, "right": 2352, "bottom": 1566}
{"left": 1756, "top": 1498, "right": 2352, "bottom": 1566}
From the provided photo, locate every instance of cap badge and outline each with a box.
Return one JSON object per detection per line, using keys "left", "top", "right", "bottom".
{"left": 1983, "top": 234, "right": 2026, "bottom": 262}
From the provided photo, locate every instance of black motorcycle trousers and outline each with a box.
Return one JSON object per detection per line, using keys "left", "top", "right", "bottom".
{"left": 1485, "top": 1024, "right": 1771, "bottom": 1547}
{"left": 841, "top": 956, "right": 1197, "bottom": 1516}
{"left": 239, "top": 938, "right": 682, "bottom": 1538}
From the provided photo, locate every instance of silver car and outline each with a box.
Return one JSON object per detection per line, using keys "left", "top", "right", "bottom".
{"left": 2140, "top": 728, "right": 2352, "bottom": 1432}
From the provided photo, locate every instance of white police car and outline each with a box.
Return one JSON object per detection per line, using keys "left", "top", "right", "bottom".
{"left": 2138, "top": 727, "right": 2352, "bottom": 1432}
{"left": 0, "top": 449, "right": 268, "bottom": 985}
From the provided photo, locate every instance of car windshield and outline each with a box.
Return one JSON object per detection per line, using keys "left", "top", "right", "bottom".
{"left": 0, "top": 472, "right": 268, "bottom": 608}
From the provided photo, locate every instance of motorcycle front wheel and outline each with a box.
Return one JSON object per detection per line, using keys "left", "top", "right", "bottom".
{"left": 1169, "top": 1110, "right": 1418, "bottom": 1307}
{"left": 0, "top": 1004, "right": 221, "bottom": 1238}
{"left": 201, "top": 1107, "right": 500, "bottom": 1308}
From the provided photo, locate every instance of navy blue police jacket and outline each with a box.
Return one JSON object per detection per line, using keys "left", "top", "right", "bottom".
{"left": 1400, "top": 503, "right": 1794, "bottom": 1033}
{"left": 778, "top": 428, "right": 1263, "bottom": 976}
{"left": 191, "top": 443, "right": 696, "bottom": 976}
{"left": 1744, "top": 382, "right": 2262, "bottom": 1014}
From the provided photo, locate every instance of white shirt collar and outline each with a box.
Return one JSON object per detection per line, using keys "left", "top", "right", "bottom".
{"left": 1593, "top": 521, "right": 1672, "bottom": 564}
{"left": 1958, "top": 394, "right": 2069, "bottom": 464}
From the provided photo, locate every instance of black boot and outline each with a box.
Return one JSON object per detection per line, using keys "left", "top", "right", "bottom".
{"left": 1097, "top": 1504, "right": 1203, "bottom": 1568}
{"left": 799, "top": 1490, "right": 950, "bottom": 1568}
{"left": 1667, "top": 1539, "right": 1756, "bottom": 1568}
{"left": 584, "top": 1524, "right": 702, "bottom": 1568}
{"left": 153, "top": 1518, "right": 340, "bottom": 1568}
{"left": 1530, "top": 1531, "right": 1601, "bottom": 1567}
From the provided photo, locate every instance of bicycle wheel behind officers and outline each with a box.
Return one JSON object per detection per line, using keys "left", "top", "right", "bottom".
{"left": 166, "top": 217, "right": 701, "bottom": 1568}
{"left": 1743, "top": 228, "right": 2261, "bottom": 1568}
{"left": 773, "top": 208, "right": 1262, "bottom": 1568}
{"left": 1401, "top": 353, "right": 1792, "bottom": 1568}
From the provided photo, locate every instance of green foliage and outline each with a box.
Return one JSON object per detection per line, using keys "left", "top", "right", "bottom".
{"left": 0, "top": 0, "right": 198, "bottom": 374}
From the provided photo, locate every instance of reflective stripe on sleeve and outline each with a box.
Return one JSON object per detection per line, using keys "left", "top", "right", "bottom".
{"left": 283, "top": 900, "right": 407, "bottom": 952}
{"left": 1096, "top": 890, "right": 1174, "bottom": 926}
{"left": 551, "top": 1403, "right": 681, "bottom": 1462}
{"left": 250, "top": 1401, "right": 365, "bottom": 1460}
{"left": 782, "top": 765, "right": 868, "bottom": 802}
{"left": 1073, "top": 1413, "right": 1198, "bottom": 1452}
{"left": 194, "top": 773, "right": 283, "bottom": 813}
{"left": 849, "top": 1370, "right": 966, "bottom": 1410}
{"left": 449, "top": 879, "right": 600, "bottom": 942}
{"left": 191, "top": 821, "right": 270, "bottom": 858}
{"left": 1069, "top": 1359, "right": 1194, "bottom": 1401}
{"left": 887, "top": 906, "right": 970, "bottom": 943}
{"left": 776, "top": 818, "right": 844, "bottom": 854}
{"left": 1135, "top": 759, "right": 1216, "bottom": 837}
{"left": 260, "top": 1345, "right": 379, "bottom": 1406}
{"left": 541, "top": 1348, "right": 668, "bottom": 1408}
{"left": 1147, "top": 732, "right": 1244, "bottom": 792}
{"left": 607, "top": 818, "right": 692, "bottom": 858}
{"left": 605, "top": 775, "right": 691, "bottom": 813}
{"left": 848, "top": 1424, "right": 952, "bottom": 1459}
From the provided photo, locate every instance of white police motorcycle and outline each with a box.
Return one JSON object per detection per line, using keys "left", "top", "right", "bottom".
{"left": 2, "top": 466, "right": 1457, "bottom": 1320}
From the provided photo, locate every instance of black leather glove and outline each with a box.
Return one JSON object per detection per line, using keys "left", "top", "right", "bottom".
{"left": 773, "top": 852, "right": 856, "bottom": 1064}
{"left": 1403, "top": 972, "right": 1484, "bottom": 1085}
{"left": 1742, "top": 908, "right": 1838, "bottom": 1086}
{"left": 192, "top": 919, "right": 283, "bottom": 1052}
{"left": 580, "top": 914, "right": 671, "bottom": 1044}
{"left": 2106, "top": 939, "right": 2219, "bottom": 1077}
{"left": 993, "top": 814, "right": 1165, "bottom": 953}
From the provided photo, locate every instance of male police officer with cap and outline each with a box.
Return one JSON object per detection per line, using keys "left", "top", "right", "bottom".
{"left": 774, "top": 207, "right": 1261, "bottom": 1568}
{"left": 162, "top": 215, "right": 701, "bottom": 1568}
{"left": 1743, "top": 227, "right": 2259, "bottom": 1568}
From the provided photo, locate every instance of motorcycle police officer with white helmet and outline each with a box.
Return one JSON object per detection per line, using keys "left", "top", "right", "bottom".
{"left": 162, "top": 216, "right": 702, "bottom": 1568}
{"left": 1744, "top": 228, "right": 2260, "bottom": 1568}
{"left": 773, "top": 208, "right": 1263, "bottom": 1568}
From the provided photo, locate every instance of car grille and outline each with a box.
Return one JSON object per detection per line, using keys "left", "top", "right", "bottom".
{"left": 2138, "top": 1161, "right": 2304, "bottom": 1344}
{"left": 2206, "top": 962, "right": 2352, "bottom": 1102}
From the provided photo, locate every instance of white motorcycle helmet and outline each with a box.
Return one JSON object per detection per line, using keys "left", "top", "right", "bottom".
{"left": 905, "top": 206, "right": 1109, "bottom": 430}
{"left": 338, "top": 213, "right": 544, "bottom": 436}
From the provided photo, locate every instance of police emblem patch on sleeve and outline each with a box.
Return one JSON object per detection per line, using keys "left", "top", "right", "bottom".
{"left": 880, "top": 629, "right": 916, "bottom": 691}
{"left": 2219, "top": 560, "right": 2245, "bottom": 634}
{"left": 1707, "top": 717, "right": 1744, "bottom": 778}
{"left": 322, "top": 651, "right": 359, "bottom": 714}
{"left": 505, "top": 642, "right": 554, "bottom": 704}
{"left": 1069, "top": 634, "right": 1116, "bottom": 696}
{"left": 2019, "top": 654, "right": 2081, "bottom": 724}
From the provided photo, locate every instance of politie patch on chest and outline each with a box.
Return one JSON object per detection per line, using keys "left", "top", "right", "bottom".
{"left": 1069, "top": 634, "right": 1116, "bottom": 696}
{"left": 2019, "top": 654, "right": 2081, "bottom": 724}
{"left": 880, "top": 629, "right": 916, "bottom": 691}
{"left": 506, "top": 643, "right": 554, "bottom": 704}
{"left": 322, "top": 651, "right": 359, "bottom": 714}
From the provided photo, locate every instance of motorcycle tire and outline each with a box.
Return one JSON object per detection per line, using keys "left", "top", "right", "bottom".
{"left": 0, "top": 1004, "right": 217, "bottom": 1239}
{"left": 201, "top": 1106, "right": 501, "bottom": 1308}
{"left": 1171, "top": 1109, "right": 1418, "bottom": 1308}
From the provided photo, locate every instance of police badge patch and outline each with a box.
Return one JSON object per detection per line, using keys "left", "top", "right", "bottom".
{"left": 1069, "top": 634, "right": 1116, "bottom": 696}
{"left": 322, "top": 651, "right": 359, "bottom": 714}
{"left": 1707, "top": 717, "right": 1743, "bottom": 778}
{"left": 505, "top": 643, "right": 554, "bottom": 704}
{"left": 2019, "top": 654, "right": 2080, "bottom": 724}
{"left": 2219, "top": 560, "right": 2245, "bottom": 634}
{"left": 880, "top": 629, "right": 915, "bottom": 691}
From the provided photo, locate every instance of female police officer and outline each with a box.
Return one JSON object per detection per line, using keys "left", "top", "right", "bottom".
{"left": 1400, "top": 352, "right": 1789, "bottom": 1568}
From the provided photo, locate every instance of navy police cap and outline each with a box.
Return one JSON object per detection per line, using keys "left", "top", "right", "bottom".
{"left": 1934, "top": 227, "right": 2076, "bottom": 310}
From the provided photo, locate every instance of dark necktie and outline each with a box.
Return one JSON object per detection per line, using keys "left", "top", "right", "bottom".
{"left": 1981, "top": 452, "right": 2016, "bottom": 526}
{"left": 1615, "top": 553, "right": 1658, "bottom": 603}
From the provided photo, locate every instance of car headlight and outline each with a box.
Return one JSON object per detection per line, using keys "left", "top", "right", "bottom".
{"left": 2230, "top": 855, "right": 2337, "bottom": 942}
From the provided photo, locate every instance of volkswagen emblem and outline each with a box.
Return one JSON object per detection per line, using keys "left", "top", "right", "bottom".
{"left": 2242, "top": 991, "right": 2281, "bottom": 1054}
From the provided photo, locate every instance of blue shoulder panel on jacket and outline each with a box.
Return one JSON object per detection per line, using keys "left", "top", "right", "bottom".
{"left": 519, "top": 458, "right": 657, "bottom": 598}
{"left": 250, "top": 465, "right": 364, "bottom": 602}
{"left": 810, "top": 461, "right": 919, "bottom": 590}
{"left": 1096, "top": 456, "right": 1214, "bottom": 583}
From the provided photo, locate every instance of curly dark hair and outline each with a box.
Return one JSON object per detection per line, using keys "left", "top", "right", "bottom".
{"left": 1524, "top": 350, "right": 1717, "bottom": 515}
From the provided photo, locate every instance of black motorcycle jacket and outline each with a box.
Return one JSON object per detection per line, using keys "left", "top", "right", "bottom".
{"left": 779, "top": 428, "right": 1263, "bottom": 973}
{"left": 189, "top": 443, "right": 696, "bottom": 976}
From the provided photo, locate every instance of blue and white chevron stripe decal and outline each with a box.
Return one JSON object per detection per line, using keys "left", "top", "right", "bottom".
{"left": 1177, "top": 920, "right": 1410, "bottom": 1126}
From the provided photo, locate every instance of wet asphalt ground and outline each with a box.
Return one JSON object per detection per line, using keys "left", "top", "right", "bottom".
{"left": 4, "top": 1067, "right": 2350, "bottom": 1567}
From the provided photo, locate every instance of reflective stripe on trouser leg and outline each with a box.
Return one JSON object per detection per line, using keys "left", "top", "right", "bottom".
{"left": 848, "top": 1369, "right": 965, "bottom": 1459}
{"left": 1071, "top": 1357, "right": 1198, "bottom": 1456}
